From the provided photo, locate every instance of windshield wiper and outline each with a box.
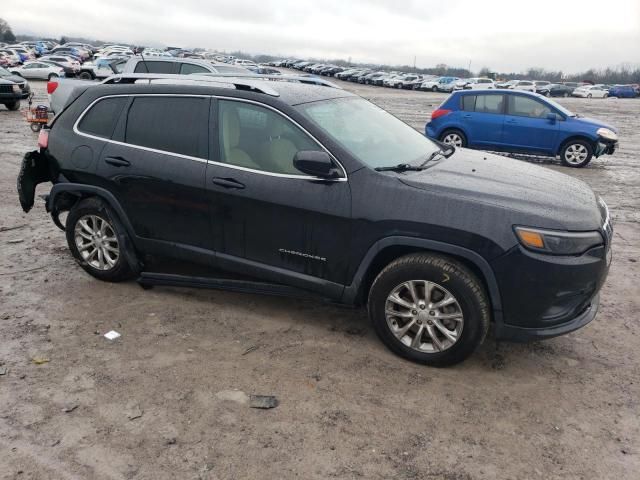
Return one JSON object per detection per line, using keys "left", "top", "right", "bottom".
{"left": 419, "top": 145, "right": 456, "bottom": 167}
{"left": 374, "top": 163, "right": 424, "bottom": 172}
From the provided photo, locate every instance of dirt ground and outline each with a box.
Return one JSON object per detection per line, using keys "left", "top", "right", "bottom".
{"left": 1, "top": 78, "right": 638, "bottom": 480}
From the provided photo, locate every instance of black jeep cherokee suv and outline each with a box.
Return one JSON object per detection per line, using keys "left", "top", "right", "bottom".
{"left": 17, "top": 75, "right": 612, "bottom": 366}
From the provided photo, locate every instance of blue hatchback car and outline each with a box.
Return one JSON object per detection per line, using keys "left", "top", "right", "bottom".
{"left": 426, "top": 90, "right": 619, "bottom": 167}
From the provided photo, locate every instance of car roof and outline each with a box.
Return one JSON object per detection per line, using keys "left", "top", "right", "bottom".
{"left": 453, "top": 89, "right": 545, "bottom": 99}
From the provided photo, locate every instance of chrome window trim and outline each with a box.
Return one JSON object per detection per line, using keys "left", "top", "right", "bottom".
{"left": 73, "top": 93, "right": 348, "bottom": 181}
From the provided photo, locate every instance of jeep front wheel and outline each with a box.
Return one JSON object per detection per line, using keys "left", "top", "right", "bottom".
{"left": 368, "top": 253, "right": 489, "bottom": 367}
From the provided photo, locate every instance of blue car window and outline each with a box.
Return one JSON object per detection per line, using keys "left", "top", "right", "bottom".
{"left": 475, "top": 95, "right": 503, "bottom": 114}
{"left": 461, "top": 95, "right": 476, "bottom": 111}
{"left": 508, "top": 96, "right": 551, "bottom": 119}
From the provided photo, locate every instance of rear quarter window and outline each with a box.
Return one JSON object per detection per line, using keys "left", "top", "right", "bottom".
{"left": 77, "top": 97, "right": 128, "bottom": 139}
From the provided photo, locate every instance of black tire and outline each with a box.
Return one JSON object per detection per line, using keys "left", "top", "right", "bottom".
{"left": 431, "top": 85, "right": 438, "bottom": 92}
{"left": 439, "top": 129, "right": 467, "bottom": 148}
{"left": 560, "top": 139, "right": 593, "bottom": 168}
{"left": 78, "top": 71, "right": 93, "bottom": 80}
{"left": 368, "top": 253, "right": 490, "bottom": 367}
{"left": 5, "top": 101, "right": 20, "bottom": 111}
{"left": 563, "top": 92, "right": 569, "bottom": 98}
{"left": 30, "top": 123, "right": 42, "bottom": 132}
{"left": 48, "top": 73, "right": 59, "bottom": 80}
{"left": 65, "top": 197, "right": 134, "bottom": 282}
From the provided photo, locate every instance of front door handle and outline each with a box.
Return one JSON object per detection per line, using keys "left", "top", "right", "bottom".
{"left": 212, "top": 177, "right": 245, "bottom": 189}
{"left": 104, "top": 156, "right": 131, "bottom": 167}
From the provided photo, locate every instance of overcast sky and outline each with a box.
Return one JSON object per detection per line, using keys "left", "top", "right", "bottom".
{"left": 4, "top": 0, "right": 639, "bottom": 73}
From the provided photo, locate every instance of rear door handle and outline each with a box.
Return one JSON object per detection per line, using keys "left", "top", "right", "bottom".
{"left": 212, "top": 177, "right": 245, "bottom": 189}
{"left": 104, "top": 156, "right": 131, "bottom": 167}
{"left": 462, "top": 114, "right": 472, "bottom": 118}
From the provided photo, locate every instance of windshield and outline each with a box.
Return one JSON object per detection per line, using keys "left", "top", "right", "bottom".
{"left": 297, "top": 97, "right": 439, "bottom": 169}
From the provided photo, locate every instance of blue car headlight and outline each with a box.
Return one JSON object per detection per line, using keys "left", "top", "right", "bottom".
{"left": 597, "top": 128, "right": 618, "bottom": 142}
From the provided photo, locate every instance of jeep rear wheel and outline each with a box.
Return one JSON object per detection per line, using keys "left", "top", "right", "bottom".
{"left": 368, "top": 253, "right": 490, "bottom": 367}
{"left": 66, "top": 198, "right": 133, "bottom": 282}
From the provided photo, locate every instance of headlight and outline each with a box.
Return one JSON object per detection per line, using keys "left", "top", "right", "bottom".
{"left": 11, "top": 84, "right": 20, "bottom": 93}
{"left": 514, "top": 227, "right": 604, "bottom": 255}
{"left": 597, "top": 128, "right": 618, "bottom": 142}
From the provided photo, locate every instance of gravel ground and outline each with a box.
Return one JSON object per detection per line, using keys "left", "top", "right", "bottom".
{"left": 0, "top": 78, "right": 638, "bottom": 480}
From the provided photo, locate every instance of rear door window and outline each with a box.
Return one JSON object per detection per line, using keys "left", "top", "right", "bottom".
{"left": 133, "top": 61, "right": 175, "bottom": 74}
{"left": 461, "top": 95, "right": 476, "bottom": 111}
{"left": 475, "top": 94, "right": 504, "bottom": 114}
{"left": 461, "top": 94, "right": 503, "bottom": 114}
{"left": 124, "top": 96, "right": 208, "bottom": 158}
{"left": 77, "top": 97, "right": 128, "bottom": 139}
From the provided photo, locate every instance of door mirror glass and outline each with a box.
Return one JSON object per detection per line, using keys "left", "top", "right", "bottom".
{"left": 293, "top": 151, "right": 339, "bottom": 178}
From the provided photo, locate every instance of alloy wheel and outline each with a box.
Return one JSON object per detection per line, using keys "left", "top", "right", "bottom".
{"left": 442, "top": 133, "right": 463, "bottom": 147}
{"left": 564, "top": 144, "right": 589, "bottom": 165}
{"left": 385, "top": 280, "right": 464, "bottom": 353}
{"left": 74, "top": 214, "right": 120, "bottom": 271}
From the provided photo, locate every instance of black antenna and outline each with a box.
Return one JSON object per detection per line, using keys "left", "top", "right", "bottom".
{"left": 138, "top": 47, "right": 150, "bottom": 73}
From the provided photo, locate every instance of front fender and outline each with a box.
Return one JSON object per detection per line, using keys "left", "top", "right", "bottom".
{"left": 341, "top": 236, "right": 504, "bottom": 327}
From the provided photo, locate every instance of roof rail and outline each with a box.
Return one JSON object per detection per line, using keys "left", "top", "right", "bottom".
{"left": 201, "top": 73, "right": 342, "bottom": 90}
{"left": 102, "top": 73, "right": 282, "bottom": 96}
{"left": 101, "top": 72, "right": 341, "bottom": 97}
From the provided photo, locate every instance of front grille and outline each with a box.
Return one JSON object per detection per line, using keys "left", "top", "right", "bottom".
{"left": 0, "top": 85, "right": 14, "bottom": 94}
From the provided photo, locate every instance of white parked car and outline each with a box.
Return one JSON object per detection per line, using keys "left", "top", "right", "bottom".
{"left": 572, "top": 85, "right": 609, "bottom": 98}
{"left": 384, "top": 74, "right": 408, "bottom": 88}
{"left": 233, "top": 59, "right": 257, "bottom": 67}
{"left": 497, "top": 79, "right": 536, "bottom": 92}
{"left": 463, "top": 77, "right": 495, "bottom": 89}
{"left": 10, "top": 61, "right": 65, "bottom": 80}
{"left": 40, "top": 55, "right": 81, "bottom": 73}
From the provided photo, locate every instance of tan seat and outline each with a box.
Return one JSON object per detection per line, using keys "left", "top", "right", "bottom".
{"left": 259, "top": 119, "right": 299, "bottom": 174}
{"left": 221, "top": 108, "right": 261, "bottom": 170}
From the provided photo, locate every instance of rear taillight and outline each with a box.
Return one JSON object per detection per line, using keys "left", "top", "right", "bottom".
{"left": 431, "top": 109, "right": 452, "bottom": 121}
{"left": 46, "top": 80, "right": 58, "bottom": 95}
{"left": 38, "top": 128, "right": 49, "bottom": 149}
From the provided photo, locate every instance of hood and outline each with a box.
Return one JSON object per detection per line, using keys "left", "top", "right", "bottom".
{"left": 399, "top": 149, "right": 603, "bottom": 231}
{"left": 570, "top": 115, "right": 617, "bottom": 133}
{"left": 1, "top": 74, "right": 26, "bottom": 84}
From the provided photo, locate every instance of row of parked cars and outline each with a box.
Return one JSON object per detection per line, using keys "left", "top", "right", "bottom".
{"left": 270, "top": 60, "right": 639, "bottom": 99}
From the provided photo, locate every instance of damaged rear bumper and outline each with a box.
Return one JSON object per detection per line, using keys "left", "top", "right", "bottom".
{"left": 17, "top": 150, "right": 52, "bottom": 213}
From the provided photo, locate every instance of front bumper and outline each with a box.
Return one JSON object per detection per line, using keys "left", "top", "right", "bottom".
{"left": 491, "top": 238, "right": 611, "bottom": 342}
{"left": 596, "top": 140, "right": 617, "bottom": 157}
{"left": 495, "top": 293, "right": 600, "bottom": 341}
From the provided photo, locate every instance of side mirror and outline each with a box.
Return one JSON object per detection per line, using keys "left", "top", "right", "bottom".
{"left": 294, "top": 151, "right": 341, "bottom": 179}
{"left": 546, "top": 112, "right": 557, "bottom": 123}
